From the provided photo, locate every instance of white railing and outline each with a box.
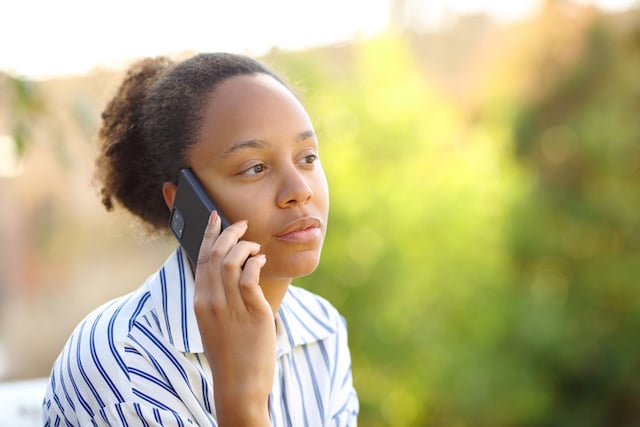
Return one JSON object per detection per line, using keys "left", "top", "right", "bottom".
{"left": 0, "top": 378, "right": 47, "bottom": 427}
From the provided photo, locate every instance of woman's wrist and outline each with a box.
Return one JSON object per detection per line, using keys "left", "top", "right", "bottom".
{"left": 215, "top": 396, "right": 271, "bottom": 427}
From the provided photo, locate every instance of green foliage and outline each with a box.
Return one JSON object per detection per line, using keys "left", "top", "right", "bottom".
{"left": 510, "top": 15, "right": 640, "bottom": 426}
{"left": 5, "top": 75, "right": 45, "bottom": 157}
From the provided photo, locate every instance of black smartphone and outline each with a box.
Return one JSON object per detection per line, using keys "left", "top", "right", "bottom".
{"left": 169, "top": 168, "right": 230, "bottom": 265}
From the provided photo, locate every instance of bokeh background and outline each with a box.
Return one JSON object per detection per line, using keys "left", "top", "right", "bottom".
{"left": 2, "top": 0, "right": 640, "bottom": 425}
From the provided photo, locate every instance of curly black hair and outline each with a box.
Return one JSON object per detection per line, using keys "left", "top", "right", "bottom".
{"left": 94, "top": 53, "right": 285, "bottom": 232}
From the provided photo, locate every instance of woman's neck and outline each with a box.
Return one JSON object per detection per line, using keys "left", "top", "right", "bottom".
{"left": 259, "top": 278, "right": 291, "bottom": 316}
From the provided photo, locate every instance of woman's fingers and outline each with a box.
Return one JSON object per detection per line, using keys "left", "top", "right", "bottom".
{"left": 200, "top": 218, "right": 248, "bottom": 266}
{"left": 195, "top": 210, "right": 224, "bottom": 305}
{"left": 197, "top": 210, "right": 222, "bottom": 266}
{"left": 195, "top": 216, "right": 266, "bottom": 309}
{"left": 238, "top": 254, "right": 270, "bottom": 313}
{"left": 220, "top": 240, "right": 262, "bottom": 302}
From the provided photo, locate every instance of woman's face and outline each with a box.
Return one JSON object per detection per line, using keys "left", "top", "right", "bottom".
{"left": 187, "top": 73, "right": 329, "bottom": 285}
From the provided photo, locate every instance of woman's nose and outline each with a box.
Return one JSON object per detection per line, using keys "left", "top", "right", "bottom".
{"left": 276, "top": 166, "right": 314, "bottom": 208}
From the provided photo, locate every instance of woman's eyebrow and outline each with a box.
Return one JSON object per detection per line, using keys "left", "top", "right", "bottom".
{"left": 221, "top": 130, "right": 316, "bottom": 158}
{"left": 221, "top": 139, "right": 269, "bottom": 158}
{"left": 296, "top": 130, "right": 316, "bottom": 142}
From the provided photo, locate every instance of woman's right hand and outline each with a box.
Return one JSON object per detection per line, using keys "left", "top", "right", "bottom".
{"left": 193, "top": 211, "right": 275, "bottom": 427}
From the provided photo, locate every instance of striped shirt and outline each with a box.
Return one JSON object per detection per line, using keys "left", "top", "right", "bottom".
{"left": 42, "top": 248, "right": 358, "bottom": 426}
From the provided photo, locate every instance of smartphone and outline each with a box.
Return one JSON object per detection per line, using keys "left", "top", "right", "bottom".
{"left": 169, "top": 168, "right": 230, "bottom": 265}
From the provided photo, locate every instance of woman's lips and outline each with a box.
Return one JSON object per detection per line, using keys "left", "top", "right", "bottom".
{"left": 275, "top": 216, "right": 323, "bottom": 242}
{"left": 276, "top": 226, "right": 322, "bottom": 242}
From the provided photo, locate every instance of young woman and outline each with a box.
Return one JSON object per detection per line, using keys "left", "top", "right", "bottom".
{"left": 42, "top": 53, "right": 359, "bottom": 426}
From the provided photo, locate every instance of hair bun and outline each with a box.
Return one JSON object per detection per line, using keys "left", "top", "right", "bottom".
{"left": 96, "top": 56, "right": 173, "bottom": 212}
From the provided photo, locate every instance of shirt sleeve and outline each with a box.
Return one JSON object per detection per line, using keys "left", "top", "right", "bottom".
{"left": 97, "top": 402, "right": 200, "bottom": 426}
{"left": 329, "top": 316, "right": 359, "bottom": 426}
{"left": 43, "top": 401, "right": 202, "bottom": 427}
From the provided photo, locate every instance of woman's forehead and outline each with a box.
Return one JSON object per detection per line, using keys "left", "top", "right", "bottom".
{"left": 207, "top": 73, "right": 294, "bottom": 110}
{"left": 203, "top": 75, "right": 309, "bottom": 130}
{"left": 193, "top": 74, "right": 313, "bottom": 158}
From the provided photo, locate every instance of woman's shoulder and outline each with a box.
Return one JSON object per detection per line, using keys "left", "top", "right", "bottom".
{"left": 43, "top": 282, "right": 163, "bottom": 422}
{"left": 60, "top": 285, "right": 153, "bottom": 361}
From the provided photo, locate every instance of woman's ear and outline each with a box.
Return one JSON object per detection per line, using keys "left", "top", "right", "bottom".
{"left": 162, "top": 181, "right": 178, "bottom": 211}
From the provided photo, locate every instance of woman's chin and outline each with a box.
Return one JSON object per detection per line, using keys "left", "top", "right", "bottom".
{"left": 262, "top": 251, "right": 322, "bottom": 283}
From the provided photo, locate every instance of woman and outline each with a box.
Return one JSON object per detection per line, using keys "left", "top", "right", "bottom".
{"left": 43, "top": 53, "right": 359, "bottom": 426}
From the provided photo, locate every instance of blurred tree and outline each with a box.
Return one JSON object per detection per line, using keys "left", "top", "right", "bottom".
{"left": 1, "top": 74, "right": 45, "bottom": 157}
{"left": 511, "top": 7, "right": 640, "bottom": 426}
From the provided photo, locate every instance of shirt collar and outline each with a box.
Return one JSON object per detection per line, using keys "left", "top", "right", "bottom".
{"left": 275, "top": 286, "right": 337, "bottom": 357}
{"left": 148, "top": 247, "right": 336, "bottom": 355}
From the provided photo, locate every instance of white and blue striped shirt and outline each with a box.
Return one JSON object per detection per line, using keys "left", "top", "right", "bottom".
{"left": 42, "top": 248, "right": 358, "bottom": 426}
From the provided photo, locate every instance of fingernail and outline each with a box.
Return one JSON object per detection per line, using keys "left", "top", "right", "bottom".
{"left": 208, "top": 210, "right": 218, "bottom": 225}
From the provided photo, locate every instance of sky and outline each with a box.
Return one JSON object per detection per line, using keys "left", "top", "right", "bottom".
{"left": 1, "top": 0, "right": 637, "bottom": 79}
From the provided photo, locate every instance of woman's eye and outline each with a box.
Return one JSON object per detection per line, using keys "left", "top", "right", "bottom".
{"left": 303, "top": 154, "right": 318, "bottom": 164}
{"left": 242, "top": 163, "right": 265, "bottom": 176}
